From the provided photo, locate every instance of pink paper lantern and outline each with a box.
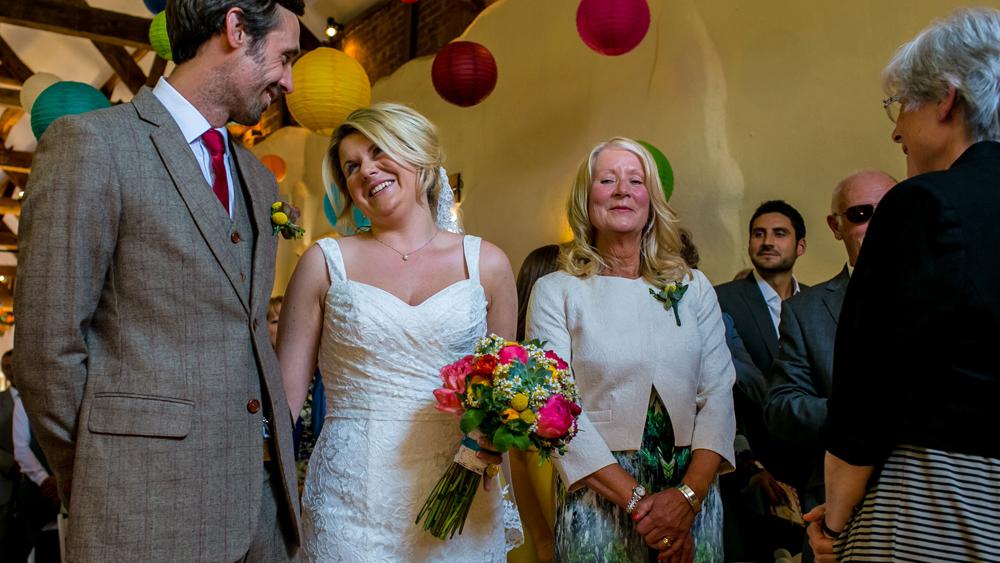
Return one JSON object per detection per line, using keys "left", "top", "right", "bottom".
{"left": 576, "top": 0, "right": 651, "bottom": 56}
{"left": 431, "top": 41, "right": 498, "bottom": 108}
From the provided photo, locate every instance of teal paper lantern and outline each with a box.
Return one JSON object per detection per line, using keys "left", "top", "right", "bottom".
{"left": 323, "top": 193, "right": 338, "bottom": 227}
{"left": 149, "top": 11, "right": 173, "bottom": 61}
{"left": 639, "top": 140, "right": 675, "bottom": 202}
{"left": 325, "top": 185, "right": 371, "bottom": 234}
{"left": 30, "top": 81, "right": 111, "bottom": 140}
{"left": 352, "top": 207, "right": 371, "bottom": 231}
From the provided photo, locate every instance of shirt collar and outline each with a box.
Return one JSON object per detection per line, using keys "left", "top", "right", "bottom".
{"left": 152, "top": 77, "right": 228, "bottom": 147}
{"left": 752, "top": 269, "right": 799, "bottom": 303}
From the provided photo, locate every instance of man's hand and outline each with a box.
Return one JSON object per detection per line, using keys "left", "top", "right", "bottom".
{"left": 804, "top": 504, "right": 838, "bottom": 563}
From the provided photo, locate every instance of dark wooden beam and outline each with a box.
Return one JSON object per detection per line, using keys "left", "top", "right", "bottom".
{"left": 0, "top": 66, "right": 18, "bottom": 88}
{"left": 93, "top": 43, "right": 147, "bottom": 95}
{"left": 0, "top": 89, "right": 19, "bottom": 108}
{"left": 0, "top": 35, "right": 32, "bottom": 83}
{"left": 0, "top": 231, "right": 16, "bottom": 251}
{"left": 0, "top": 197, "right": 20, "bottom": 216}
{"left": 145, "top": 55, "right": 168, "bottom": 88}
{"left": 0, "top": 149, "right": 31, "bottom": 174}
{"left": 0, "top": 0, "right": 152, "bottom": 50}
{"left": 0, "top": 108, "right": 23, "bottom": 139}
{"left": 299, "top": 20, "right": 320, "bottom": 51}
{"left": 4, "top": 172, "right": 27, "bottom": 189}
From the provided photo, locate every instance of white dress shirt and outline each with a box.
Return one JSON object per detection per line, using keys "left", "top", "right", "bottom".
{"left": 11, "top": 388, "right": 49, "bottom": 487}
{"left": 753, "top": 269, "right": 800, "bottom": 336}
{"left": 152, "top": 77, "right": 234, "bottom": 218}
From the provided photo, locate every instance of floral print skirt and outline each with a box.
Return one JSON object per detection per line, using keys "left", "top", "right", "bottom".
{"left": 554, "top": 390, "right": 724, "bottom": 562}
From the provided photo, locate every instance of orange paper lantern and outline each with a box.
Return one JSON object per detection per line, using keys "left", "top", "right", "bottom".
{"left": 260, "top": 154, "right": 287, "bottom": 182}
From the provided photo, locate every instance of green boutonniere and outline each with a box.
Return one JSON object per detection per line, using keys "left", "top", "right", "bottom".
{"left": 649, "top": 282, "right": 689, "bottom": 326}
{"left": 271, "top": 201, "right": 305, "bottom": 240}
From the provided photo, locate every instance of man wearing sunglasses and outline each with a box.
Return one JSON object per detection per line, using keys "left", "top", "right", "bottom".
{"left": 764, "top": 169, "right": 896, "bottom": 561}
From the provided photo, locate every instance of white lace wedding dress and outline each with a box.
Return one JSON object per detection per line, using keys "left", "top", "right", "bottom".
{"left": 301, "top": 236, "right": 507, "bottom": 562}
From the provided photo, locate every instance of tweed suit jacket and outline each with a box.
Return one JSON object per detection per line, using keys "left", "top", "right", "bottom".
{"left": 14, "top": 88, "right": 299, "bottom": 561}
{"left": 764, "top": 266, "right": 848, "bottom": 509}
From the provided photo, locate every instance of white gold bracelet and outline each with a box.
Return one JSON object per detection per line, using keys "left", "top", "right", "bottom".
{"left": 675, "top": 483, "right": 701, "bottom": 514}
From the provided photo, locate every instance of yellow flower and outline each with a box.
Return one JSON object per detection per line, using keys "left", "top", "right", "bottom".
{"left": 501, "top": 409, "right": 520, "bottom": 423}
{"left": 519, "top": 410, "right": 536, "bottom": 425}
{"left": 271, "top": 201, "right": 283, "bottom": 211}
{"left": 510, "top": 393, "right": 529, "bottom": 411}
{"left": 272, "top": 211, "right": 289, "bottom": 225}
{"left": 470, "top": 375, "right": 492, "bottom": 387}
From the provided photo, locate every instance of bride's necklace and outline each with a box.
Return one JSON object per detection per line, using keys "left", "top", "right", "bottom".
{"left": 372, "top": 228, "right": 440, "bottom": 261}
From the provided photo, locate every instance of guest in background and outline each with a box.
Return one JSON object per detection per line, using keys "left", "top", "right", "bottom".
{"left": 8, "top": 360, "right": 60, "bottom": 563}
{"left": 0, "top": 351, "right": 17, "bottom": 553}
{"left": 715, "top": 200, "right": 810, "bottom": 562}
{"left": 527, "top": 137, "right": 734, "bottom": 561}
{"left": 811, "top": 7, "right": 1000, "bottom": 560}
{"left": 765, "top": 170, "right": 895, "bottom": 561}
{"left": 509, "top": 244, "right": 561, "bottom": 563}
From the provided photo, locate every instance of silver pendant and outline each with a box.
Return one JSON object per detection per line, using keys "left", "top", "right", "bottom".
{"left": 402, "top": 255, "right": 409, "bottom": 261}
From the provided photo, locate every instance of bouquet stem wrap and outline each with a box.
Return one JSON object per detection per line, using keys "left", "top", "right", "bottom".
{"left": 416, "top": 430, "right": 491, "bottom": 539}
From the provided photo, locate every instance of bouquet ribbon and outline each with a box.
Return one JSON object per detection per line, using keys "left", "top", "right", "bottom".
{"left": 454, "top": 430, "right": 497, "bottom": 475}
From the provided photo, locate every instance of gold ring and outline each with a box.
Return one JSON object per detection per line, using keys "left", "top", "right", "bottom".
{"left": 484, "top": 464, "right": 500, "bottom": 478}
{"left": 661, "top": 536, "right": 672, "bottom": 548}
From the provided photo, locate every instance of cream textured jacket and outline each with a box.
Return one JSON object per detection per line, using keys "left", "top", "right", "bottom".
{"left": 526, "top": 269, "right": 736, "bottom": 490}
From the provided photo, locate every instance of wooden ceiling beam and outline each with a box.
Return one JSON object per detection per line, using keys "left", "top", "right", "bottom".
{"left": 145, "top": 55, "right": 168, "bottom": 88}
{"left": 93, "top": 43, "right": 147, "bottom": 95}
{"left": 0, "top": 197, "right": 20, "bottom": 216}
{"left": 0, "top": 35, "right": 33, "bottom": 83}
{"left": 0, "top": 149, "right": 32, "bottom": 174}
{"left": 0, "top": 232, "right": 16, "bottom": 251}
{"left": 0, "top": 0, "right": 152, "bottom": 50}
{"left": 0, "top": 89, "right": 19, "bottom": 109}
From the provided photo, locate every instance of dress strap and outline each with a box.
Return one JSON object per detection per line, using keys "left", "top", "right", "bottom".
{"left": 463, "top": 235, "right": 482, "bottom": 284}
{"left": 315, "top": 237, "right": 347, "bottom": 283}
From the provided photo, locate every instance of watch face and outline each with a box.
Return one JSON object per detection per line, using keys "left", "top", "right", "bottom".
{"left": 635, "top": 485, "right": 646, "bottom": 496}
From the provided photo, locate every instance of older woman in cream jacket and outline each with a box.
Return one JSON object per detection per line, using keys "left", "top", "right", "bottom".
{"left": 527, "top": 137, "right": 735, "bottom": 562}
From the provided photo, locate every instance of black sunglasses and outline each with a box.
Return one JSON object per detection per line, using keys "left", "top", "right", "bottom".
{"left": 833, "top": 204, "right": 876, "bottom": 225}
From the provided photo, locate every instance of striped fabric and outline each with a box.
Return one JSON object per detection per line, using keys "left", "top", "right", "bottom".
{"left": 835, "top": 445, "right": 1000, "bottom": 562}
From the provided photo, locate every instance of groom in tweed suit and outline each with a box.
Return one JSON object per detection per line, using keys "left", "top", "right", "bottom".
{"left": 14, "top": 0, "right": 304, "bottom": 560}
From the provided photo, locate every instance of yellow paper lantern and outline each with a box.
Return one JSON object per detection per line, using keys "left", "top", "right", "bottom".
{"left": 286, "top": 48, "right": 371, "bottom": 136}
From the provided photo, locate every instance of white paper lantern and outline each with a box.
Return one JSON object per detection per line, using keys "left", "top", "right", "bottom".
{"left": 19, "top": 72, "right": 62, "bottom": 113}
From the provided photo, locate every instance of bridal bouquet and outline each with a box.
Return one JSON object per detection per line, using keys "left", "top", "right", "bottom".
{"left": 416, "top": 334, "right": 582, "bottom": 540}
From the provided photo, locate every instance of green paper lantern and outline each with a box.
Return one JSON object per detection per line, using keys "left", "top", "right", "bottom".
{"left": 30, "top": 81, "right": 111, "bottom": 140}
{"left": 639, "top": 140, "right": 675, "bottom": 202}
{"left": 149, "top": 11, "right": 172, "bottom": 61}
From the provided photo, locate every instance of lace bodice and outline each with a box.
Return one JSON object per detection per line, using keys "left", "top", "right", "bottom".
{"left": 301, "top": 236, "right": 507, "bottom": 562}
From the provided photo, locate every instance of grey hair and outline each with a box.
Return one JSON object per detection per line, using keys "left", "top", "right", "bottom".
{"left": 881, "top": 7, "right": 1000, "bottom": 142}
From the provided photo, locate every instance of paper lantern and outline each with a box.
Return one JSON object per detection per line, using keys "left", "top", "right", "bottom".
{"left": 638, "top": 140, "right": 674, "bottom": 201}
{"left": 431, "top": 41, "right": 497, "bottom": 108}
{"left": 30, "top": 81, "right": 111, "bottom": 140}
{"left": 260, "top": 154, "right": 287, "bottom": 182}
{"left": 143, "top": 0, "right": 167, "bottom": 14}
{"left": 576, "top": 0, "right": 650, "bottom": 56}
{"left": 286, "top": 48, "right": 371, "bottom": 136}
{"left": 323, "top": 193, "right": 338, "bottom": 227}
{"left": 401, "top": 0, "right": 419, "bottom": 3}
{"left": 19, "top": 72, "right": 62, "bottom": 114}
{"left": 149, "top": 11, "right": 172, "bottom": 61}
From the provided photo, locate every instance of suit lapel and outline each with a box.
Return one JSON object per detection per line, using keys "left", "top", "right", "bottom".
{"left": 822, "top": 266, "right": 851, "bottom": 326}
{"left": 133, "top": 89, "right": 250, "bottom": 315}
{"left": 229, "top": 145, "right": 272, "bottom": 317}
{"left": 742, "top": 275, "right": 779, "bottom": 359}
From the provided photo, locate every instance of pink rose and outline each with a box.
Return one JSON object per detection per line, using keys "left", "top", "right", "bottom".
{"left": 440, "top": 355, "right": 473, "bottom": 393}
{"left": 535, "top": 395, "right": 582, "bottom": 438}
{"left": 544, "top": 350, "right": 569, "bottom": 370}
{"left": 433, "top": 388, "right": 463, "bottom": 415}
{"left": 498, "top": 345, "right": 528, "bottom": 366}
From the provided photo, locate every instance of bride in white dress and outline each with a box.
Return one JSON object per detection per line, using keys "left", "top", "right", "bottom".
{"left": 278, "top": 103, "right": 518, "bottom": 562}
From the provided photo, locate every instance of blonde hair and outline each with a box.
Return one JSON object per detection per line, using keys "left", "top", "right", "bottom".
{"left": 559, "top": 137, "right": 690, "bottom": 288}
{"left": 327, "top": 103, "right": 445, "bottom": 223}
{"left": 267, "top": 296, "right": 283, "bottom": 321}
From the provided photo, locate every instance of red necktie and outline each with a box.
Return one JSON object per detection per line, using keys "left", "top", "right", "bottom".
{"left": 201, "top": 129, "right": 230, "bottom": 214}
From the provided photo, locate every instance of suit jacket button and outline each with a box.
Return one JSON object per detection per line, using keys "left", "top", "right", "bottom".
{"left": 240, "top": 272, "right": 246, "bottom": 282}
{"left": 231, "top": 231, "right": 241, "bottom": 243}
{"left": 247, "top": 399, "right": 261, "bottom": 414}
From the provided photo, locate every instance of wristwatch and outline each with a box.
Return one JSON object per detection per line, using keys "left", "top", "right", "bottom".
{"left": 625, "top": 484, "right": 646, "bottom": 514}
{"left": 675, "top": 483, "right": 702, "bottom": 514}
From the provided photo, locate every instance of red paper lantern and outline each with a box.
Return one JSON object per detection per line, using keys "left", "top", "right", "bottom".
{"left": 576, "top": 0, "right": 650, "bottom": 56}
{"left": 431, "top": 41, "right": 498, "bottom": 108}
{"left": 401, "top": 0, "right": 418, "bottom": 3}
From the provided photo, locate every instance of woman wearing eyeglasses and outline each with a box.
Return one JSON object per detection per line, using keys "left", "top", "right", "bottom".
{"left": 807, "top": 7, "right": 1000, "bottom": 562}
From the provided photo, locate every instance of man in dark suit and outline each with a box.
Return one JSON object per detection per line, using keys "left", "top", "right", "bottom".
{"left": 715, "top": 200, "right": 808, "bottom": 561}
{"left": 765, "top": 170, "right": 895, "bottom": 560}
{"left": 14, "top": 0, "right": 305, "bottom": 560}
